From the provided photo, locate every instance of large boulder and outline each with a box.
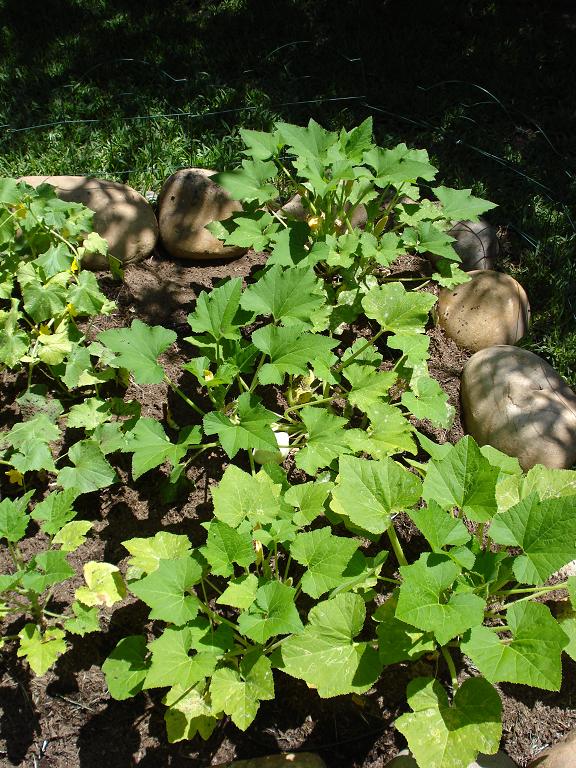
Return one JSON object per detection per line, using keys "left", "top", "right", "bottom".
{"left": 527, "top": 729, "right": 576, "bottom": 767}
{"left": 448, "top": 218, "right": 498, "bottom": 271}
{"left": 461, "top": 345, "right": 576, "bottom": 470}
{"left": 217, "top": 755, "right": 326, "bottom": 768}
{"left": 20, "top": 175, "right": 158, "bottom": 269}
{"left": 437, "top": 270, "right": 530, "bottom": 351}
{"left": 385, "top": 750, "right": 516, "bottom": 767}
{"left": 157, "top": 168, "right": 244, "bottom": 260}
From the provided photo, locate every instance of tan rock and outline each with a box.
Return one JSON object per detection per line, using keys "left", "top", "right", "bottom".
{"left": 157, "top": 168, "right": 244, "bottom": 260}
{"left": 20, "top": 175, "right": 158, "bottom": 269}
{"left": 448, "top": 218, "right": 498, "bottom": 271}
{"left": 437, "top": 270, "right": 530, "bottom": 351}
{"left": 461, "top": 345, "right": 576, "bottom": 470}
{"left": 527, "top": 728, "right": 576, "bottom": 766}
{"left": 216, "top": 754, "right": 326, "bottom": 768}
{"left": 281, "top": 193, "right": 367, "bottom": 229}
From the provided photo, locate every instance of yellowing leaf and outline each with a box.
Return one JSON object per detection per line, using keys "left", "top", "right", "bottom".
{"left": 75, "top": 562, "right": 126, "bottom": 607}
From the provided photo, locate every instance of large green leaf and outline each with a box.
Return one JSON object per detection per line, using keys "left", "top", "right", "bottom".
{"left": 123, "top": 531, "right": 192, "bottom": 577}
{"left": 276, "top": 119, "right": 337, "bottom": 161}
{"left": 280, "top": 592, "right": 382, "bottom": 697}
{"left": 210, "top": 651, "right": 274, "bottom": 730}
{"left": 362, "top": 282, "right": 436, "bottom": 334}
{"left": 187, "top": 278, "right": 253, "bottom": 342}
{"left": 240, "top": 127, "right": 281, "bottom": 160}
{"left": 102, "top": 636, "right": 150, "bottom": 700}
{"left": 144, "top": 620, "right": 230, "bottom": 690}
{"left": 462, "top": 602, "right": 568, "bottom": 690}
{"left": 240, "top": 265, "right": 325, "bottom": 326}
{"left": 375, "top": 594, "right": 436, "bottom": 665}
{"left": 295, "top": 406, "right": 354, "bottom": 475}
{"left": 163, "top": 684, "right": 219, "bottom": 742}
{"left": 423, "top": 436, "right": 500, "bottom": 522}
{"left": 17, "top": 624, "right": 66, "bottom": 676}
{"left": 434, "top": 186, "right": 497, "bottom": 222}
{"left": 396, "top": 553, "right": 485, "bottom": 645}
{"left": 21, "top": 550, "right": 74, "bottom": 592}
{"left": 57, "top": 439, "right": 117, "bottom": 494}
{"left": 124, "top": 418, "right": 201, "bottom": 480}
{"left": 68, "top": 271, "right": 115, "bottom": 315}
{"left": 343, "top": 364, "right": 396, "bottom": 413}
{"left": 3, "top": 413, "right": 60, "bottom": 473}
{"left": 251, "top": 325, "right": 337, "bottom": 385}
{"left": 130, "top": 557, "right": 203, "bottom": 625}
{"left": 353, "top": 402, "right": 417, "bottom": 459}
{"left": 489, "top": 493, "right": 576, "bottom": 584}
{"left": 408, "top": 502, "right": 470, "bottom": 552}
{"left": 237, "top": 581, "right": 303, "bottom": 642}
{"left": 396, "top": 677, "right": 502, "bottom": 768}
{"left": 98, "top": 319, "right": 176, "bottom": 384}
{"left": 19, "top": 265, "right": 68, "bottom": 322}
{"left": 401, "top": 375, "right": 455, "bottom": 429}
{"left": 363, "top": 143, "right": 438, "bottom": 187}
{"left": 200, "top": 519, "right": 256, "bottom": 577}
{"left": 330, "top": 455, "right": 422, "bottom": 535}
{"left": 289, "top": 527, "right": 366, "bottom": 598}
{"left": 284, "top": 480, "right": 333, "bottom": 526}
{"left": 0, "top": 492, "right": 34, "bottom": 542}
{"left": 403, "top": 221, "right": 457, "bottom": 260}
{"left": 213, "top": 159, "right": 278, "bottom": 204}
{"left": 211, "top": 464, "right": 283, "bottom": 528}
{"left": 203, "top": 392, "right": 277, "bottom": 459}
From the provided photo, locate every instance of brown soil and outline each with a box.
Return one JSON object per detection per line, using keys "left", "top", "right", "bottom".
{"left": 1, "top": 250, "right": 576, "bottom": 768}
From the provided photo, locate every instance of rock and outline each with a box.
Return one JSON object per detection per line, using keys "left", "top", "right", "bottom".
{"left": 217, "top": 755, "right": 326, "bottom": 768}
{"left": 281, "top": 193, "right": 367, "bottom": 229}
{"left": 384, "top": 749, "right": 418, "bottom": 767}
{"left": 461, "top": 345, "right": 576, "bottom": 470}
{"left": 20, "top": 175, "right": 158, "bottom": 269}
{"left": 437, "top": 270, "right": 530, "bottom": 351}
{"left": 157, "top": 168, "right": 244, "bottom": 260}
{"left": 448, "top": 218, "right": 498, "bottom": 271}
{"left": 471, "top": 754, "right": 518, "bottom": 767}
{"left": 385, "top": 750, "right": 517, "bottom": 767}
{"left": 527, "top": 728, "right": 576, "bottom": 766}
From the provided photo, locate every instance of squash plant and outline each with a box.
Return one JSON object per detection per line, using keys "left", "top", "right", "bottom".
{"left": 1, "top": 121, "right": 575, "bottom": 768}
{"left": 0, "top": 178, "right": 116, "bottom": 391}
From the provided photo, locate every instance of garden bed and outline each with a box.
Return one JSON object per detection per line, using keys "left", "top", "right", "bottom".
{"left": 2, "top": 123, "right": 576, "bottom": 768}
{"left": 2, "top": 249, "right": 576, "bottom": 768}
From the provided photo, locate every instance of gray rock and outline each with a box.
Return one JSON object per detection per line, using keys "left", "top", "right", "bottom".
{"left": 527, "top": 728, "right": 576, "bottom": 766}
{"left": 20, "top": 175, "right": 158, "bottom": 269}
{"left": 385, "top": 749, "right": 418, "bottom": 767}
{"left": 217, "top": 755, "right": 326, "bottom": 768}
{"left": 448, "top": 218, "right": 499, "bottom": 271}
{"left": 437, "top": 270, "right": 530, "bottom": 351}
{"left": 461, "top": 345, "right": 576, "bottom": 470}
{"left": 385, "top": 749, "right": 517, "bottom": 767}
{"left": 158, "top": 168, "right": 244, "bottom": 260}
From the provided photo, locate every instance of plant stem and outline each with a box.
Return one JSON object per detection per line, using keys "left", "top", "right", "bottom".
{"left": 283, "top": 554, "right": 292, "bottom": 582}
{"left": 334, "top": 327, "right": 387, "bottom": 373}
{"left": 283, "top": 395, "right": 336, "bottom": 419}
{"left": 495, "top": 582, "right": 567, "bottom": 597}
{"left": 441, "top": 645, "right": 459, "bottom": 690}
{"left": 249, "top": 353, "right": 266, "bottom": 393}
{"left": 387, "top": 524, "right": 408, "bottom": 568}
{"left": 163, "top": 375, "right": 205, "bottom": 417}
{"left": 248, "top": 449, "right": 256, "bottom": 476}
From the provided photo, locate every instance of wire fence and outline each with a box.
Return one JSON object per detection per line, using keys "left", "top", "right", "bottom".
{"left": 2, "top": 56, "right": 574, "bottom": 263}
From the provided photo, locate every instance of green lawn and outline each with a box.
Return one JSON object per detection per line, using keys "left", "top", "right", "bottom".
{"left": 2, "top": 0, "right": 574, "bottom": 382}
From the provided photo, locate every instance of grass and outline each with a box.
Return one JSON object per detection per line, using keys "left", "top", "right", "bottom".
{"left": 1, "top": 0, "right": 575, "bottom": 383}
